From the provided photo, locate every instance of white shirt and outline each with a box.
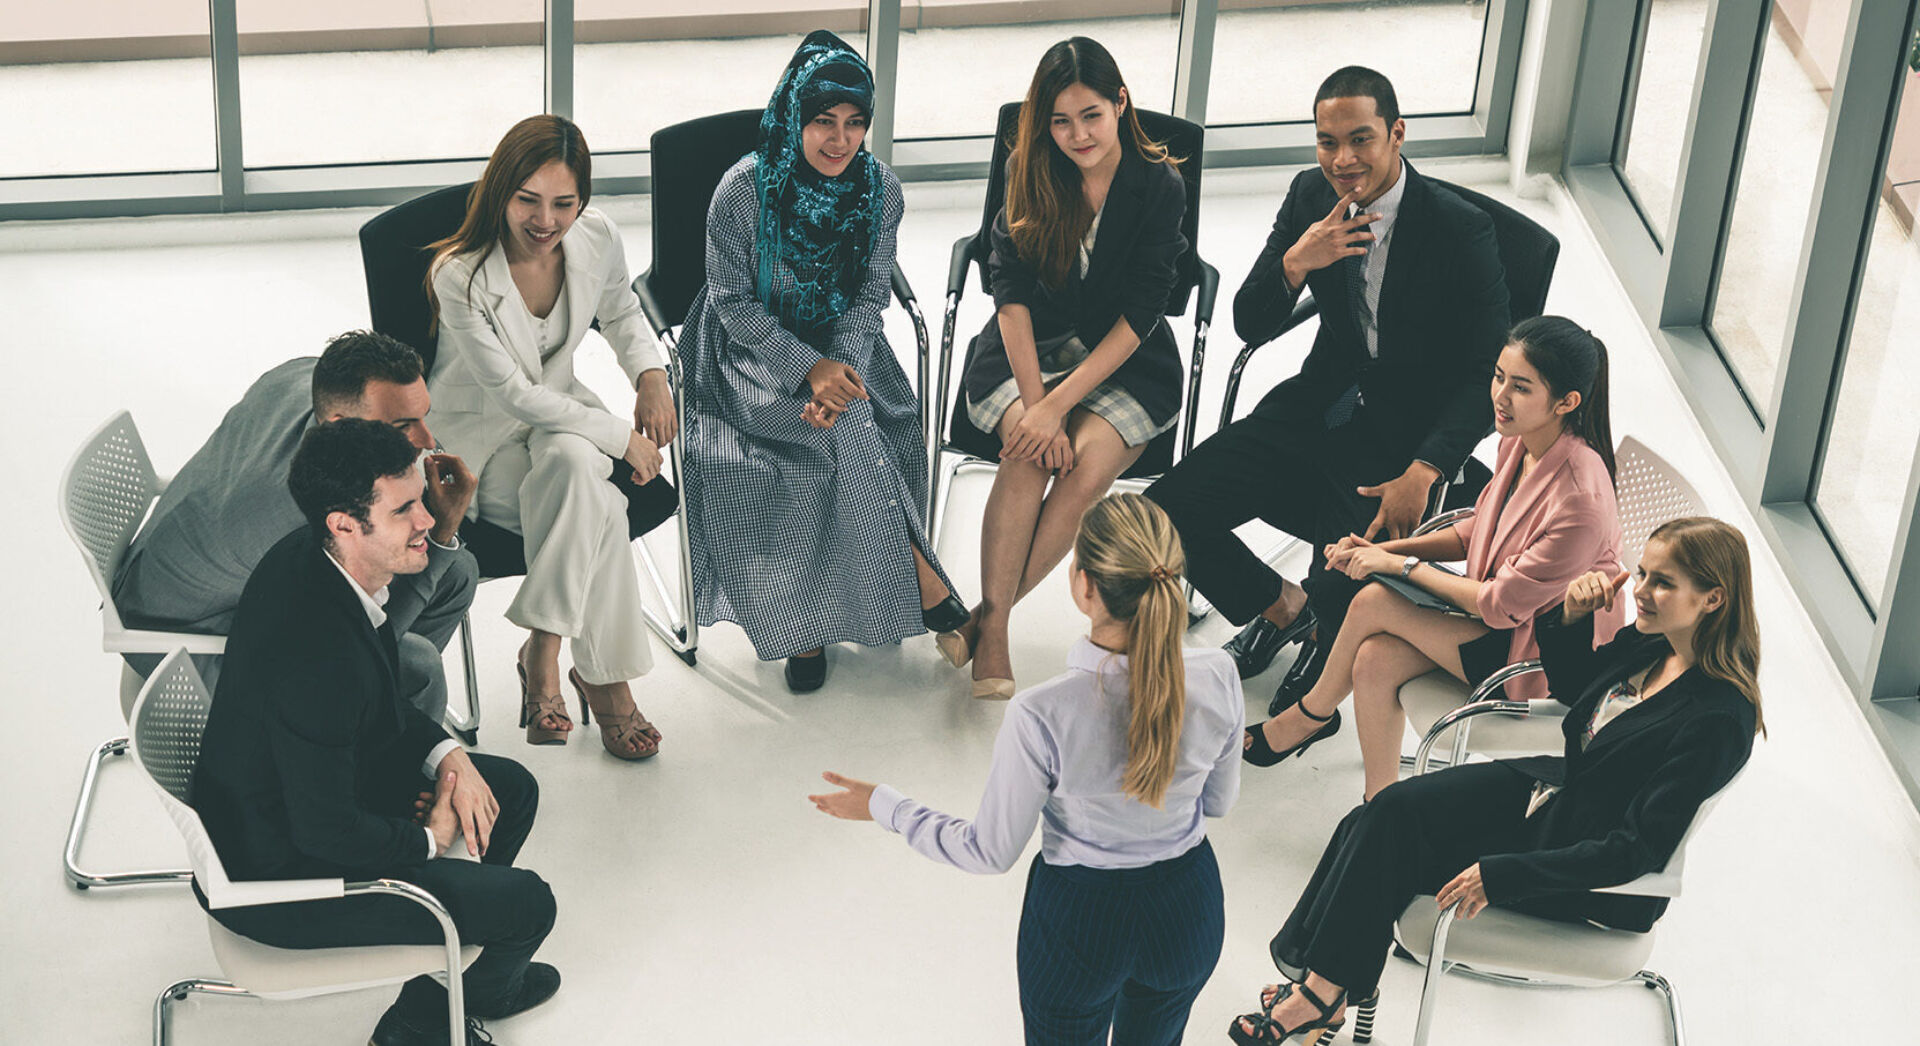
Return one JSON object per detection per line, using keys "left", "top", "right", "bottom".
{"left": 323, "top": 549, "right": 459, "bottom": 858}
{"left": 869, "top": 638, "right": 1244, "bottom": 873}
{"left": 1347, "top": 159, "right": 1407, "bottom": 360}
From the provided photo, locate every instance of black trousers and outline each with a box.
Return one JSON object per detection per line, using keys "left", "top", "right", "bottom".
{"left": 206, "top": 753, "right": 553, "bottom": 1026}
{"left": 1269, "top": 761, "right": 1594, "bottom": 997}
{"left": 1145, "top": 394, "right": 1404, "bottom": 628}
{"left": 1016, "top": 840, "right": 1225, "bottom": 1046}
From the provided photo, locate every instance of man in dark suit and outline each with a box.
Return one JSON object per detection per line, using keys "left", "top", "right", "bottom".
{"left": 1147, "top": 66, "right": 1510, "bottom": 713}
{"left": 114, "top": 331, "right": 478, "bottom": 723}
{"left": 191, "top": 419, "right": 557, "bottom": 1046}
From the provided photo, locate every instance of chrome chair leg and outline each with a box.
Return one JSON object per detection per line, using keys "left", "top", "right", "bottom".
{"left": 1410, "top": 902, "right": 1460, "bottom": 1046}
{"left": 152, "top": 978, "right": 246, "bottom": 1046}
{"left": 66, "top": 736, "right": 191, "bottom": 890}
{"left": 443, "top": 615, "right": 480, "bottom": 745}
{"left": 1639, "top": 970, "right": 1686, "bottom": 1046}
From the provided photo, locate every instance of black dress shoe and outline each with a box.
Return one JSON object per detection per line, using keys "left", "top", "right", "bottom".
{"left": 470, "top": 962, "right": 561, "bottom": 1020}
{"left": 786, "top": 651, "right": 828, "bottom": 692}
{"left": 1223, "top": 608, "right": 1316, "bottom": 680}
{"left": 369, "top": 1008, "right": 492, "bottom": 1046}
{"left": 1268, "top": 632, "right": 1330, "bottom": 718}
{"left": 922, "top": 595, "right": 970, "bottom": 634}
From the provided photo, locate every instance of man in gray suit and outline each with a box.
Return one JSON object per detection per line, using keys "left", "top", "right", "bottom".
{"left": 115, "top": 331, "right": 480, "bottom": 723}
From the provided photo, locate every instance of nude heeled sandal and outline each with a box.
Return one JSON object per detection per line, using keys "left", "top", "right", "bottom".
{"left": 517, "top": 662, "right": 572, "bottom": 745}
{"left": 971, "top": 677, "right": 1016, "bottom": 701}
{"left": 567, "top": 669, "right": 661, "bottom": 760}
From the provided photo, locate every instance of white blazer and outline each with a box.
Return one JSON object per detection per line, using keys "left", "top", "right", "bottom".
{"left": 428, "top": 206, "right": 668, "bottom": 473}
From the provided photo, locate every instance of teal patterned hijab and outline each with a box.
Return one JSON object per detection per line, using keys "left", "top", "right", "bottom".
{"left": 754, "top": 30, "right": 883, "bottom": 341}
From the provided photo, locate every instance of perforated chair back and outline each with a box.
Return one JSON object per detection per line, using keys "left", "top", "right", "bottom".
{"left": 358, "top": 182, "right": 474, "bottom": 376}
{"left": 948, "top": 103, "right": 1207, "bottom": 478}
{"left": 1613, "top": 435, "right": 1708, "bottom": 575}
{"left": 127, "top": 650, "right": 230, "bottom": 896}
{"left": 639, "top": 108, "right": 765, "bottom": 329}
{"left": 1433, "top": 181, "right": 1559, "bottom": 324}
{"left": 59, "top": 411, "right": 162, "bottom": 635}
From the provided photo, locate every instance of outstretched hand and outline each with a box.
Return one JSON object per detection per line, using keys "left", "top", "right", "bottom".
{"left": 1564, "top": 569, "right": 1630, "bottom": 624}
{"left": 808, "top": 771, "right": 876, "bottom": 821}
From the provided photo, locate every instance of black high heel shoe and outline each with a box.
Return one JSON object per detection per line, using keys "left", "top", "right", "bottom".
{"left": 1243, "top": 702, "right": 1341, "bottom": 767}
{"left": 1257, "top": 985, "right": 1378, "bottom": 1045}
{"left": 923, "top": 595, "right": 970, "bottom": 634}
{"left": 1229, "top": 980, "right": 1348, "bottom": 1044}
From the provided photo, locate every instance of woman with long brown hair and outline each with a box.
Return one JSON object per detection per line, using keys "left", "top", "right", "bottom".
{"left": 939, "top": 37, "right": 1191, "bottom": 701}
{"left": 428, "top": 114, "right": 671, "bottom": 760}
{"left": 811, "top": 494, "right": 1242, "bottom": 1046}
{"left": 1228, "top": 516, "right": 1762, "bottom": 1044}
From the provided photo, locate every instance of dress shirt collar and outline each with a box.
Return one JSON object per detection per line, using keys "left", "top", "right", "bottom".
{"left": 323, "top": 547, "right": 390, "bottom": 629}
{"left": 1348, "top": 158, "right": 1407, "bottom": 239}
{"left": 1066, "top": 635, "right": 1130, "bottom": 675}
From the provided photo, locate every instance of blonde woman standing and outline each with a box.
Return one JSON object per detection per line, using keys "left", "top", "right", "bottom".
{"left": 811, "top": 494, "right": 1241, "bottom": 1046}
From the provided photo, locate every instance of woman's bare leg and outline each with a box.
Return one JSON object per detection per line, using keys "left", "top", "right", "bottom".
{"left": 972, "top": 402, "right": 1050, "bottom": 683}
{"left": 1011, "top": 409, "right": 1145, "bottom": 602}
{"left": 1350, "top": 633, "right": 1454, "bottom": 799}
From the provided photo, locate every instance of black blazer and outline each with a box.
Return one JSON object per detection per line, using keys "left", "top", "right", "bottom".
{"left": 1480, "top": 611, "right": 1757, "bottom": 931}
{"left": 191, "top": 527, "right": 451, "bottom": 882}
{"left": 1233, "top": 162, "right": 1509, "bottom": 478}
{"left": 963, "top": 147, "right": 1189, "bottom": 427}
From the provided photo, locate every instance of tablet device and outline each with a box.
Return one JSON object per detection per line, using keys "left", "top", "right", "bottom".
{"left": 1367, "top": 571, "right": 1478, "bottom": 618}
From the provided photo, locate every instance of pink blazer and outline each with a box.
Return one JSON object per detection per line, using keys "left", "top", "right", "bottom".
{"left": 1454, "top": 432, "right": 1623, "bottom": 700}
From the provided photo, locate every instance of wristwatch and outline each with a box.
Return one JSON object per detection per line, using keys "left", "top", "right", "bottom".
{"left": 1401, "top": 555, "right": 1419, "bottom": 578}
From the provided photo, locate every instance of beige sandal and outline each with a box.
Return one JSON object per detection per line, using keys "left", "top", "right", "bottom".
{"left": 517, "top": 662, "right": 572, "bottom": 745}
{"left": 567, "top": 669, "right": 661, "bottom": 761}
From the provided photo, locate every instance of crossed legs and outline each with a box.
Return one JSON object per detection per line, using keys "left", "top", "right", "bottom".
{"left": 963, "top": 403, "right": 1146, "bottom": 685}
{"left": 1251, "top": 582, "right": 1489, "bottom": 798}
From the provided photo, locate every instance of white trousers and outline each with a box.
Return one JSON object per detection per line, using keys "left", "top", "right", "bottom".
{"left": 474, "top": 427, "right": 654, "bottom": 684}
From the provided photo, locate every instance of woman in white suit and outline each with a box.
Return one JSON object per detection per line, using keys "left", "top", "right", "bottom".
{"left": 429, "top": 114, "right": 672, "bottom": 760}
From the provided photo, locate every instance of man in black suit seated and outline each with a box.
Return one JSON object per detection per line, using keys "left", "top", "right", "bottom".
{"left": 1147, "top": 66, "right": 1509, "bottom": 713}
{"left": 191, "top": 419, "right": 557, "bottom": 1046}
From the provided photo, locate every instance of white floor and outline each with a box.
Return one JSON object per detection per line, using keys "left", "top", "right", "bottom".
{"left": 4, "top": 160, "right": 1920, "bottom": 1045}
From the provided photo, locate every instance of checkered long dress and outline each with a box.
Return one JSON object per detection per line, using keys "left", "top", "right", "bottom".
{"left": 678, "top": 157, "right": 952, "bottom": 661}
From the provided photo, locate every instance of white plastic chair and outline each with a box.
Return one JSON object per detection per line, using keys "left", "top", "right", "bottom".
{"left": 59, "top": 410, "right": 225, "bottom": 890}
{"left": 131, "top": 650, "right": 478, "bottom": 1046}
{"left": 1388, "top": 771, "right": 1742, "bottom": 1046}
{"left": 1398, "top": 435, "right": 1709, "bottom": 773}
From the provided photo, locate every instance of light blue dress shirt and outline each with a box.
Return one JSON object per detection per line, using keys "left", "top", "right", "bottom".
{"left": 869, "top": 637, "right": 1244, "bottom": 873}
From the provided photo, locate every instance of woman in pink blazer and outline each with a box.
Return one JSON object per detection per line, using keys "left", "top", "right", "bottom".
{"left": 1245, "top": 316, "right": 1623, "bottom": 798}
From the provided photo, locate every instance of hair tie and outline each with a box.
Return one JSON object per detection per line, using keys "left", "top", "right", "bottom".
{"left": 1148, "top": 565, "right": 1171, "bottom": 581}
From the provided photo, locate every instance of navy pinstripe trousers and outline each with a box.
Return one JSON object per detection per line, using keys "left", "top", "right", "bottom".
{"left": 1016, "top": 839, "right": 1224, "bottom": 1046}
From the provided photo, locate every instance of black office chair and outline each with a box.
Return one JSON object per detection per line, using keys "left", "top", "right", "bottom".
{"left": 930, "top": 102, "right": 1221, "bottom": 545}
{"left": 630, "top": 107, "right": 938, "bottom": 665}
{"left": 1191, "top": 179, "right": 1557, "bottom": 620}
{"left": 357, "top": 185, "right": 695, "bottom": 739}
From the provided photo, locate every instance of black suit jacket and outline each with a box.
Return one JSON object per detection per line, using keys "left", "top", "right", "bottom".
{"left": 1480, "top": 611, "right": 1757, "bottom": 931}
{"left": 963, "top": 147, "right": 1189, "bottom": 426}
{"left": 191, "top": 527, "right": 451, "bottom": 882}
{"left": 1233, "top": 162, "right": 1509, "bottom": 478}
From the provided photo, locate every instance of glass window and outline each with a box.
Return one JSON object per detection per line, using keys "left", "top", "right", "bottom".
{"left": 1208, "top": 1, "right": 1490, "bottom": 126}
{"left": 237, "top": 3, "right": 543, "bottom": 168}
{"left": 1813, "top": 68, "right": 1920, "bottom": 607}
{"left": 1706, "top": 4, "right": 1836, "bottom": 420}
{"left": 1614, "top": 0, "right": 1712, "bottom": 246}
{"left": 894, "top": 7, "right": 1177, "bottom": 141}
{"left": 576, "top": 25, "right": 865, "bottom": 157}
{"left": 0, "top": 1, "right": 215, "bottom": 177}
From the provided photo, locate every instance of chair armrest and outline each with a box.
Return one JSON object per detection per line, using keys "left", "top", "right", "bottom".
{"left": 1193, "top": 257, "right": 1220, "bottom": 326}
{"left": 1218, "top": 291, "right": 1319, "bottom": 428}
{"left": 1411, "top": 660, "right": 1548, "bottom": 774}
{"left": 1413, "top": 507, "right": 1477, "bottom": 539}
{"left": 631, "top": 273, "right": 674, "bottom": 339}
{"left": 105, "top": 629, "right": 227, "bottom": 656}
{"left": 204, "top": 876, "right": 346, "bottom": 909}
{"left": 890, "top": 262, "right": 916, "bottom": 308}
{"left": 1464, "top": 658, "right": 1546, "bottom": 704}
{"left": 946, "top": 234, "right": 978, "bottom": 301}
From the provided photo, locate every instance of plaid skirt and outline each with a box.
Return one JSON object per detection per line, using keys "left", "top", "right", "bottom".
{"left": 965, "top": 332, "right": 1174, "bottom": 448}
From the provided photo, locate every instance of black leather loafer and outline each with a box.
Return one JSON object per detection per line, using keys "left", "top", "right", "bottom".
{"left": 922, "top": 595, "right": 970, "bottom": 634}
{"left": 1268, "top": 632, "right": 1330, "bottom": 718}
{"left": 369, "top": 1009, "right": 492, "bottom": 1046}
{"left": 470, "top": 962, "right": 561, "bottom": 1020}
{"left": 786, "top": 651, "right": 828, "bottom": 693}
{"left": 1223, "top": 608, "right": 1316, "bottom": 680}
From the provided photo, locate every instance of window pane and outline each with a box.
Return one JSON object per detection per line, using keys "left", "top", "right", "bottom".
{"left": 894, "top": 7, "right": 1176, "bottom": 141}
{"left": 0, "top": 1, "right": 214, "bottom": 177}
{"left": 237, "top": 3, "right": 543, "bottom": 167}
{"left": 1208, "top": 1, "right": 1488, "bottom": 126}
{"left": 1706, "top": 4, "right": 1836, "bottom": 420}
{"left": 1614, "top": 0, "right": 1711, "bottom": 246}
{"left": 576, "top": 23, "right": 864, "bottom": 157}
{"left": 1813, "top": 71, "right": 1920, "bottom": 606}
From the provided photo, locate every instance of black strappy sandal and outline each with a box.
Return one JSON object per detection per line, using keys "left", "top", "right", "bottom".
{"left": 1256, "top": 985, "right": 1379, "bottom": 1044}
{"left": 1229, "top": 980, "right": 1348, "bottom": 1045}
{"left": 1243, "top": 702, "right": 1341, "bottom": 767}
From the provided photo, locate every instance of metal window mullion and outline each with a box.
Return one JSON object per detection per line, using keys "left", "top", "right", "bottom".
{"left": 208, "top": 0, "right": 242, "bottom": 210}
{"left": 1172, "top": 0, "right": 1217, "bottom": 127}
{"left": 1657, "top": 0, "right": 1768, "bottom": 326}
{"left": 1565, "top": 0, "right": 1642, "bottom": 167}
{"left": 865, "top": 0, "right": 901, "bottom": 164}
{"left": 1871, "top": 437, "right": 1920, "bottom": 697}
{"left": 1470, "top": 0, "right": 1530, "bottom": 154}
{"left": 546, "top": 0, "right": 574, "bottom": 120}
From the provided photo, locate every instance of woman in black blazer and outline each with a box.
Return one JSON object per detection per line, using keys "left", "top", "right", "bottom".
{"left": 1228, "top": 516, "right": 1765, "bottom": 1044}
{"left": 939, "top": 37, "right": 1189, "bottom": 699}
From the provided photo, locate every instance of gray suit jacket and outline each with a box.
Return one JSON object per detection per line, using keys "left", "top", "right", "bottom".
{"left": 113, "top": 358, "right": 469, "bottom": 637}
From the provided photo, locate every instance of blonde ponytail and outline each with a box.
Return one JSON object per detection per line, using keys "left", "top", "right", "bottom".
{"left": 1074, "top": 494, "right": 1189, "bottom": 809}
